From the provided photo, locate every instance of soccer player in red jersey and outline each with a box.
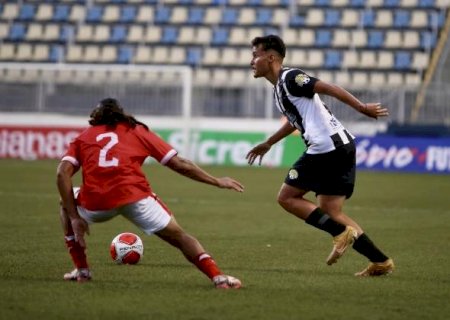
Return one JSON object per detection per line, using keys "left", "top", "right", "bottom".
{"left": 57, "top": 98, "right": 243, "bottom": 288}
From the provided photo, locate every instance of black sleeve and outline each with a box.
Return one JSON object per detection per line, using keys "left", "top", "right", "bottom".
{"left": 284, "top": 69, "right": 318, "bottom": 98}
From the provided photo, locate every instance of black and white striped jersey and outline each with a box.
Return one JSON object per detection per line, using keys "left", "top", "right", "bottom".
{"left": 273, "top": 67, "right": 354, "bottom": 154}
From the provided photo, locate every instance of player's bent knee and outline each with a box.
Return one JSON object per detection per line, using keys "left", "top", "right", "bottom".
{"left": 277, "top": 194, "right": 292, "bottom": 209}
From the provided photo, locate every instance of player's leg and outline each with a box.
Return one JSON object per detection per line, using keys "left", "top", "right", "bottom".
{"left": 155, "top": 217, "right": 206, "bottom": 262}
{"left": 278, "top": 183, "right": 350, "bottom": 237}
{"left": 318, "top": 194, "right": 393, "bottom": 275}
{"left": 279, "top": 152, "right": 351, "bottom": 235}
{"left": 306, "top": 143, "right": 360, "bottom": 265}
{"left": 59, "top": 199, "right": 91, "bottom": 282}
{"left": 277, "top": 183, "right": 315, "bottom": 220}
{"left": 318, "top": 195, "right": 363, "bottom": 234}
{"left": 156, "top": 218, "right": 241, "bottom": 289}
{"left": 278, "top": 184, "right": 356, "bottom": 265}
{"left": 123, "top": 195, "right": 241, "bottom": 289}
{"left": 61, "top": 187, "right": 119, "bottom": 282}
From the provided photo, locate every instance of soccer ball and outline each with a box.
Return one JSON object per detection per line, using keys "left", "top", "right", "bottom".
{"left": 110, "top": 232, "right": 144, "bottom": 265}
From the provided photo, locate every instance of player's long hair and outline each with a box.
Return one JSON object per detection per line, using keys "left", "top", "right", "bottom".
{"left": 89, "top": 98, "right": 149, "bottom": 130}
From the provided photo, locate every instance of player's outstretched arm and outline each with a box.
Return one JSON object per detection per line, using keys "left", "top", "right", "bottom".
{"left": 166, "top": 155, "right": 244, "bottom": 192}
{"left": 313, "top": 80, "right": 389, "bottom": 119}
{"left": 56, "top": 161, "right": 89, "bottom": 247}
{"left": 246, "top": 121, "right": 296, "bottom": 166}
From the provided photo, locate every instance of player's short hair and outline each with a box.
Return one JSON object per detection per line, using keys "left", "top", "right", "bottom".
{"left": 251, "top": 35, "right": 286, "bottom": 58}
{"left": 89, "top": 97, "right": 149, "bottom": 130}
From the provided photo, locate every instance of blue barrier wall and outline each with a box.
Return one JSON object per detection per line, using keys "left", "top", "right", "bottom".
{"left": 355, "top": 135, "right": 450, "bottom": 174}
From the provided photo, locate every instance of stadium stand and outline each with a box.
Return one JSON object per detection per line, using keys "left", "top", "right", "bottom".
{"left": 0, "top": 0, "right": 448, "bottom": 87}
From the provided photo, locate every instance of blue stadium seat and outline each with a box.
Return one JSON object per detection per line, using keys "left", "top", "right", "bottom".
{"left": 394, "top": 11, "right": 411, "bottom": 28}
{"left": 212, "top": 0, "right": 229, "bottom": 5}
{"left": 384, "top": 0, "right": 400, "bottom": 7}
{"left": 315, "top": 0, "right": 331, "bottom": 6}
{"left": 110, "top": 25, "right": 127, "bottom": 43}
{"left": 60, "top": 25, "right": 74, "bottom": 43}
{"left": 53, "top": 5, "right": 70, "bottom": 22}
{"left": 186, "top": 48, "right": 202, "bottom": 66}
{"left": 418, "top": 0, "right": 435, "bottom": 7}
{"left": 155, "top": 7, "right": 171, "bottom": 24}
{"left": 324, "top": 50, "right": 342, "bottom": 69}
{"left": 248, "top": 0, "right": 263, "bottom": 5}
{"left": 222, "top": 8, "right": 238, "bottom": 25}
{"left": 8, "top": 23, "right": 26, "bottom": 41}
{"left": 255, "top": 9, "right": 272, "bottom": 25}
{"left": 394, "top": 51, "right": 412, "bottom": 70}
{"left": 161, "top": 26, "right": 178, "bottom": 44}
{"left": 211, "top": 28, "right": 229, "bottom": 45}
{"left": 420, "top": 31, "right": 437, "bottom": 49}
{"left": 49, "top": 45, "right": 63, "bottom": 62}
{"left": 265, "top": 27, "right": 279, "bottom": 37}
{"left": 324, "top": 10, "right": 341, "bottom": 27}
{"left": 430, "top": 11, "right": 446, "bottom": 28}
{"left": 120, "top": 6, "right": 136, "bottom": 23}
{"left": 86, "top": 6, "right": 103, "bottom": 23}
{"left": 290, "top": 15, "right": 305, "bottom": 27}
{"left": 18, "top": 4, "right": 36, "bottom": 21}
{"left": 361, "top": 10, "right": 375, "bottom": 27}
{"left": 315, "top": 30, "right": 332, "bottom": 47}
{"left": 367, "top": 30, "right": 385, "bottom": 48}
{"left": 349, "top": 0, "right": 366, "bottom": 7}
{"left": 117, "top": 46, "right": 133, "bottom": 63}
{"left": 188, "top": 7, "right": 204, "bottom": 24}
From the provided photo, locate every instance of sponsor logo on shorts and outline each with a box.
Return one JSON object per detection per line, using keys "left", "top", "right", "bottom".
{"left": 288, "top": 169, "right": 298, "bottom": 179}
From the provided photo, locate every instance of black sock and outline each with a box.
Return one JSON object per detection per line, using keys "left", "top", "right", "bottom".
{"left": 305, "top": 208, "right": 346, "bottom": 237}
{"left": 353, "top": 233, "right": 389, "bottom": 263}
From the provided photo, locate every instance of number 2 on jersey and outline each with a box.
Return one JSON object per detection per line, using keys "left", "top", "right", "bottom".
{"left": 96, "top": 132, "right": 119, "bottom": 167}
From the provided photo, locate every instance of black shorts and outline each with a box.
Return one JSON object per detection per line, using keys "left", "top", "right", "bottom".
{"left": 284, "top": 142, "right": 356, "bottom": 198}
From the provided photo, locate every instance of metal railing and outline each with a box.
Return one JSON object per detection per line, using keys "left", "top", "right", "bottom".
{"left": 0, "top": 63, "right": 449, "bottom": 125}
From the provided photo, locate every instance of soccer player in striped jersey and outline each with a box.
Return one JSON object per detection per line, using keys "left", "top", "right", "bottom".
{"left": 247, "top": 35, "right": 394, "bottom": 276}
{"left": 57, "top": 98, "right": 243, "bottom": 288}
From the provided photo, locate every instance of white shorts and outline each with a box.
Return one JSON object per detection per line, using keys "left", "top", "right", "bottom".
{"left": 74, "top": 188, "right": 172, "bottom": 235}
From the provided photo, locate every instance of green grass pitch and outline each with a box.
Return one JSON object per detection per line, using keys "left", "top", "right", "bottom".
{"left": 0, "top": 159, "right": 449, "bottom": 320}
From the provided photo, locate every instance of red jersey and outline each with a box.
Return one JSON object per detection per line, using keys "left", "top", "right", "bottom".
{"left": 62, "top": 123, "right": 177, "bottom": 210}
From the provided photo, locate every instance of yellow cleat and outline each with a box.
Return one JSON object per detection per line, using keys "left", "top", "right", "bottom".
{"left": 326, "top": 226, "right": 358, "bottom": 265}
{"left": 355, "top": 258, "right": 395, "bottom": 277}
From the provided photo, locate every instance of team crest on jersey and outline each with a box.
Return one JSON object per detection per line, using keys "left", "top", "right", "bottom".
{"left": 288, "top": 169, "right": 298, "bottom": 180}
{"left": 295, "top": 74, "right": 310, "bottom": 87}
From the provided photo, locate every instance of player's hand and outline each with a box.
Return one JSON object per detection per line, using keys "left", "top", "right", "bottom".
{"left": 246, "top": 142, "right": 271, "bottom": 166}
{"left": 71, "top": 217, "right": 90, "bottom": 248}
{"left": 360, "top": 103, "right": 389, "bottom": 119}
{"left": 217, "top": 177, "right": 244, "bottom": 192}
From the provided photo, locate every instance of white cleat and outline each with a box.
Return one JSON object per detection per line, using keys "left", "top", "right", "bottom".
{"left": 63, "top": 268, "right": 92, "bottom": 283}
{"left": 213, "top": 275, "right": 242, "bottom": 289}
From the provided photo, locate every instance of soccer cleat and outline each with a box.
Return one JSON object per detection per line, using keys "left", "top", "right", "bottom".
{"left": 212, "top": 275, "right": 242, "bottom": 289}
{"left": 63, "top": 268, "right": 92, "bottom": 282}
{"left": 326, "top": 226, "right": 358, "bottom": 265}
{"left": 355, "top": 258, "right": 395, "bottom": 277}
